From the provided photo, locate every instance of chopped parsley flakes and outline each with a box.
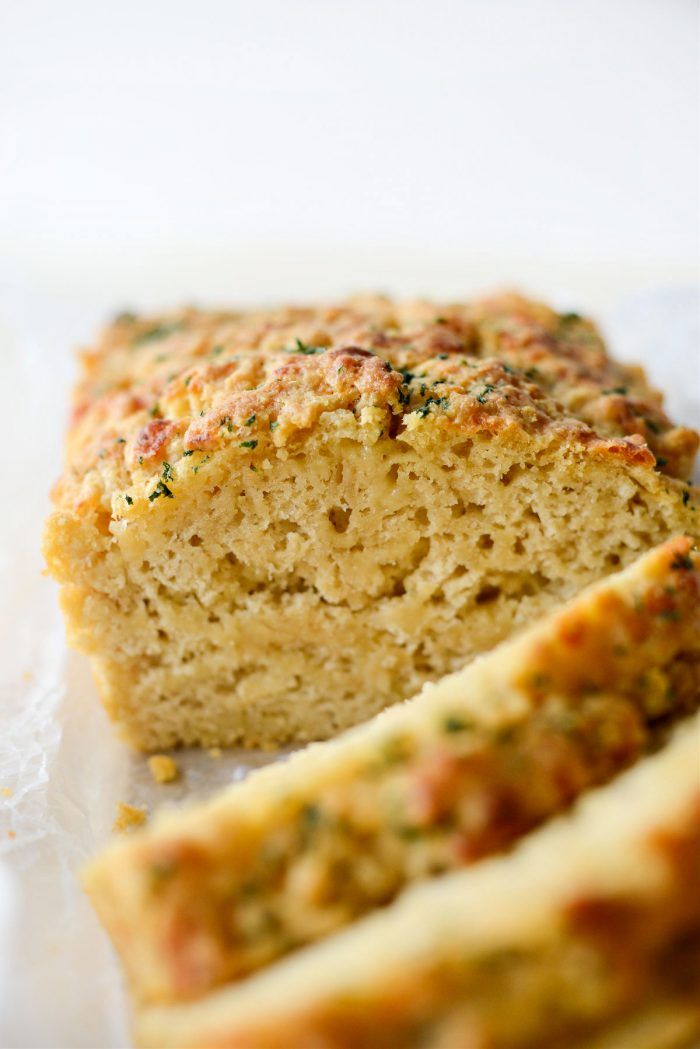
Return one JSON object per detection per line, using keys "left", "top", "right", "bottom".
{"left": 286, "top": 338, "right": 324, "bottom": 355}
{"left": 149, "top": 481, "right": 174, "bottom": 501}
{"left": 442, "top": 715, "right": 474, "bottom": 733}
{"left": 133, "top": 321, "right": 183, "bottom": 347}
{"left": 416, "top": 396, "right": 450, "bottom": 418}
{"left": 475, "top": 383, "right": 496, "bottom": 404}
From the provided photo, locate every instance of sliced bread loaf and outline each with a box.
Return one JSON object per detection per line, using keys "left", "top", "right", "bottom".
{"left": 45, "top": 294, "right": 699, "bottom": 749}
{"left": 84, "top": 537, "right": 700, "bottom": 1003}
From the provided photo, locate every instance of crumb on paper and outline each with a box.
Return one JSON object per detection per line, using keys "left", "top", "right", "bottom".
{"left": 7, "top": 830, "right": 16, "bottom": 839}
{"left": 148, "top": 754, "right": 179, "bottom": 784}
{"left": 1, "top": 788, "right": 12, "bottom": 798}
{"left": 22, "top": 670, "right": 34, "bottom": 682}
{"left": 209, "top": 747, "right": 222, "bottom": 759}
{"left": 113, "top": 802, "right": 147, "bottom": 833}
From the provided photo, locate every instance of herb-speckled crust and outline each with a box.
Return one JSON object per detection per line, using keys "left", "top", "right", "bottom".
{"left": 83, "top": 539, "right": 700, "bottom": 1005}
{"left": 135, "top": 716, "right": 700, "bottom": 1049}
{"left": 55, "top": 292, "right": 697, "bottom": 516}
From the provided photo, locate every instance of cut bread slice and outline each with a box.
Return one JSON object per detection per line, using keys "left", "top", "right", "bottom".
{"left": 568, "top": 1000, "right": 700, "bottom": 1049}
{"left": 83, "top": 538, "right": 700, "bottom": 1003}
{"left": 135, "top": 714, "right": 700, "bottom": 1049}
{"left": 44, "top": 295, "right": 699, "bottom": 750}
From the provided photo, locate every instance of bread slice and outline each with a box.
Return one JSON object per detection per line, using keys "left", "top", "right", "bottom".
{"left": 568, "top": 1000, "right": 700, "bottom": 1049}
{"left": 83, "top": 537, "right": 700, "bottom": 1003}
{"left": 44, "top": 294, "right": 699, "bottom": 750}
{"left": 135, "top": 714, "right": 700, "bottom": 1049}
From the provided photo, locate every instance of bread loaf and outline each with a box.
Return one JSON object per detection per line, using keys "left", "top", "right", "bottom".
{"left": 44, "top": 294, "right": 699, "bottom": 749}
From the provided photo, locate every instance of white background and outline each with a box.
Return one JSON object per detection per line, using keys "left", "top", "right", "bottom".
{"left": 2, "top": 0, "right": 699, "bottom": 289}
{"left": 0, "top": 3, "right": 698, "bottom": 1047}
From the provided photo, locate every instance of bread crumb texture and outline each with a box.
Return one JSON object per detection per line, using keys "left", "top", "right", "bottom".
{"left": 114, "top": 803, "right": 148, "bottom": 833}
{"left": 82, "top": 539, "right": 700, "bottom": 1004}
{"left": 148, "top": 755, "right": 179, "bottom": 785}
{"left": 44, "top": 293, "right": 700, "bottom": 749}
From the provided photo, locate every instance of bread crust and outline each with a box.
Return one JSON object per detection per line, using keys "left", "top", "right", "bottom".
{"left": 53, "top": 293, "right": 697, "bottom": 518}
{"left": 134, "top": 715, "right": 700, "bottom": 1048}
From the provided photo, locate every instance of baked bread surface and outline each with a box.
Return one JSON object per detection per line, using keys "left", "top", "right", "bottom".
{"left": 45, "top": 294, "right": 700, "bottom": 750}
{"left": 83, "top": 538, "right": 700, "bottom": 1003}
{"left": 135, "top": 714, "right": 700, "bottom": 1048}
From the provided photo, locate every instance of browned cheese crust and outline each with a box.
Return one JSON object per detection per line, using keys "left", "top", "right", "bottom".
{"left": 56, "top": 292, "right": 696, "bottom": 511}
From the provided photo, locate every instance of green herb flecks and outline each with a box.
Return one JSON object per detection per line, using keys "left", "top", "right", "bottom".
{"left": 286, "top": 338, "right": 324, "bottom": 355}
{"left": 416, "top": 396, "right": 450, "bottom": 418}
{"left": 442, "top": 715, "right": 474, "bottom": 734}
{"left": 381, "top": 734, "right": 413, "bottom": 767}
{"left": 475, "top": 383, "right": 495, "bottom": 405}
{"left": 245, "top": 414, "right": 256, "bottom": 426}
{"left": 240, "top": 439, "right": 258, "bottom": 449}
{"left": 133, "top": 321, "right": 183, "bottom": 347}
{"left": 149, "top": 481, "right": 174, "bottom": 501}
{"left": 161, "top": 461, "right": 174, "bottom": 482}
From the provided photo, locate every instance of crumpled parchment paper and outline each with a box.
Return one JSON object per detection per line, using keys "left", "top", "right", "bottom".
{"left": 1, "top": 265, "right": 697, "bottom": 1048}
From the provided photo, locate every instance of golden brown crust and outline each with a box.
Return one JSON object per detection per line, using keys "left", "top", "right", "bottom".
{"left": 54, "top": 293, "right": 698, "bottom": 516}
{"left": 133, "top": 720, "right": 700, "bottom": 1049}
